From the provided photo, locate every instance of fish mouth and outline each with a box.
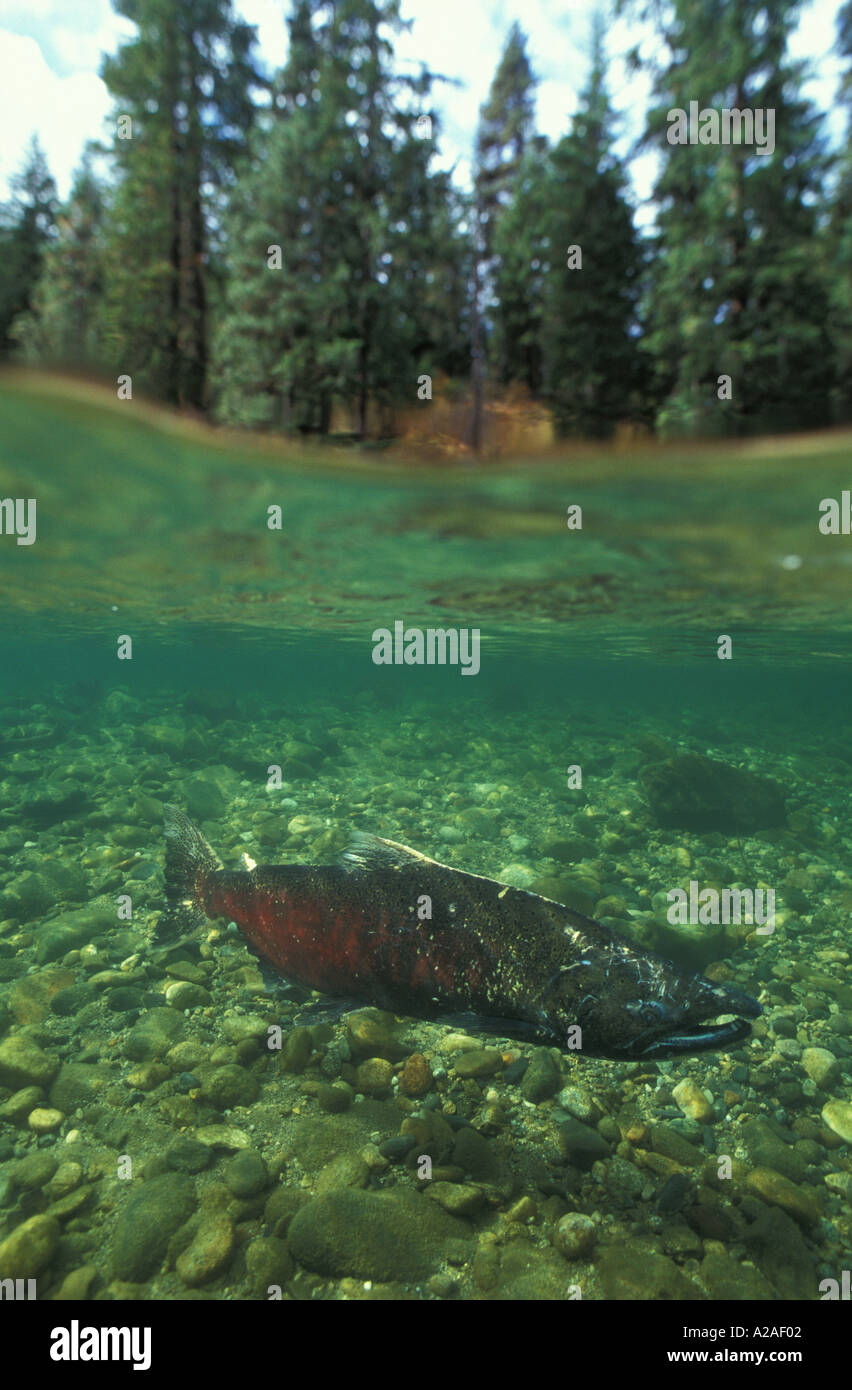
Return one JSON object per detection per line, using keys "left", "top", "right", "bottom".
{"left": 637, "top": 993, "right": 762, "bottom": 1058}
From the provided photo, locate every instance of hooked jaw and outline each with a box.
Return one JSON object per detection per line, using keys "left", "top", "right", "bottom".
{"left": 628, "top": 981, "right": 762, "bottom": 1059}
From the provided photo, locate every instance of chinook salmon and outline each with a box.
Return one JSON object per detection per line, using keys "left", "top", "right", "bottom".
{"left": 158, "top": 806, "right": 761, "bottom": 1060}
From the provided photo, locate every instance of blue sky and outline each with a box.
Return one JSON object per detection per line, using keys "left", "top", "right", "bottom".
{"left": 0, "top": 0, "right": 845, "bottom": 225}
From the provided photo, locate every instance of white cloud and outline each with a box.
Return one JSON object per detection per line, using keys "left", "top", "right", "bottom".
{"left": 0, "top": 33, "right": 112, "bottom": 199}
{"left": 234, "top": 0, "right": 287, "bottom": 62}
{"left": 0, "top": 0, "right": 845, "bottom": 206}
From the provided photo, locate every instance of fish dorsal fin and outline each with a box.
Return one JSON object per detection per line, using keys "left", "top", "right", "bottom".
{"left": 339, "top": 831, "right": 444, "bottom": 874}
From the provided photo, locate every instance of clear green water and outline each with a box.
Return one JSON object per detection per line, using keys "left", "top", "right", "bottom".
{"left": 0, "top": 379, "right": 851, "bottom": 1302}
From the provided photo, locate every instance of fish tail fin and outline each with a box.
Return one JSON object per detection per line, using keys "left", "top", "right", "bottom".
{"left": 156, "top": 805, "right": 221, "bottom": 943}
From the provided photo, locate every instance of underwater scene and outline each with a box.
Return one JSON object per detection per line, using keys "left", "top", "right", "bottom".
{"left": 1, "top": 378, "right": 851, "bottom": 1308}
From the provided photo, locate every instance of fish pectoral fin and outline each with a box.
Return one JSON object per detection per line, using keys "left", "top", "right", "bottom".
{"left": 292, "top": 995, "right": 370, "bottom": 1025}
{"left": 437, "top": 1011, "right": 549, "bottom": 1045}
{"left": 339, "top": 830, "right": 443, "bottom": 873}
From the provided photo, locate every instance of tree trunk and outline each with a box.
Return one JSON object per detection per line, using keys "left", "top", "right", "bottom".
{"left": 469, "top": 214, "right": 484, "bottom": 456}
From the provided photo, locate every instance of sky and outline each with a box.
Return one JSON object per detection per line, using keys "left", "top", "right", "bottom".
{"left": 0, "top": 0, "right": 845, "bottom": 224}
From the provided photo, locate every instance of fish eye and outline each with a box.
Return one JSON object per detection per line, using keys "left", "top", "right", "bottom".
{"left": 639, "top": 1001, "right": 666, "bottom": 1024}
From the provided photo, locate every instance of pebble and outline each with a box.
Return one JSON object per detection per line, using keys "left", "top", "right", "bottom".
{"left": 602, "top": 1154, "right": 644, "bottom": 1201}
{"left": 657, "top": 1172, "right": 692, "bottom": 1213}
{"left": 360, "top": 1143, "right": 388, "bottom": 1174}
{"left": 345, "top": 1009, "right": 407, "bottom": 1060}
{"left": 493, "top": 848, "right": 539, "bottom": 879}
{"left": 165, "top": 1136, "right": 211, "bottom": 1174}
{"left": 164, "top": 981, "right": 211, "bottom": 1009}
{"left": 245, "top": 1236, "right": 294, "bottom": 1295}
{"left": 27, "top": 1106, "right": 64, "bottom": 1134}
{"left": 315, "top": 1153, "right": 369, "bottom": 1195}
{"left": 740, "top": 1115, "right": 807, "bottom": 1183}
{"left": 105, "top": 986, "right": 144, "bottom": 1013}
{"left": 176, "top": 1213, "right": 235, "bottom": 1287}
{"left": 0, "top": 1035, "right": 59, "bottom": 1089}
{"left": 824, "top": 1172, "right": 852, "bottom": 1200}
{"left": 224, "top": 1149, "right": 269, "bottom": 1198}
{"left": 439, "top": 1033, "right": 481, "bottom": 1054}
{"left": 222, "top": 1014, "right": 269, "bottom": 1045}
{"left": 453, "top": 1048, "right": 503, "bottom": 1078}
{"left": 379, "top": 1135, "right": 416, "bottom": 1163}
{"left": 426, "top": 1182, "right": 484, "bottom": 1217}
{"left": 822, "top": 1101, "right": 852, "bottom": 1144}
{"left": 399, "top": 1053, "right": 433, "bottom": 1097}
{"left": 556, "top": 1117, "right": 611, "bottom": 1169}
{"left": 428, "top": 1273, "right": 459, "bottom": 1298}
{"left": 194, "top": 1125, "right": 251, "bottom": 1150}
{"left": 672, "top": 1078, "right": 714, "bottom": 1123}
{"left": 355, "top": 1057, "right": 394, "bottom": 1094}
{"left": 745, "top": 1166, "right": 821, "bottom": 1227}
{"left": 280, "top": 1027, "right": 313, "bottom": 1074}
{"left": 520, "top": 1049, "right": 561, "bottom": 1103}
{"left": 648, "top": 1122, "right": 702, "bottom": 1169}
{"left": 287, "top": 814, "right": 322, "bottom": 835}
{"left": 44, "top": 1161, "right": 83, "bottom": 1200}
{"left": 125, "top": 1008, "right": 185, "bottom": 1062}
{"left": 126, "top": 1063, "right": 170, "bottom": 1092}
{"left": 553, "top": 1212, "right": 596, "bottom": 1259}
{"left": 557, "top": 1084, "right": 597, "bottom": 1124}
{"left": 0, "top": 1214, "right": 60, "bottom": 1277}
{"left": 0, "top": 1086, "right": 44, "bottom": 1124}
{"left": 503, "top": 1057, "right": 529, "bottom": 1084}
{"left": 111, "top": 1174, "right": 197, "bottom": 1281}
{"left": 287, "top": 1189, "right": 467, "bottom": 1283}
{"left": 263, "top": 1187, "right": 310, "bottom": 1238}
{"left": 506, "top": 1196, "right": 536, "bottom": 1223}
{"left": 52, "top": 1265, "right": 97, "bottom": 1300}
{"left": 48, "top": 1061, "right": 110, "bottom": 1112}
{"left": 801, "top": 1046, "right": 840, "bottom": 1089}
{"left": 198, "top": 1064, "right": 259, "bottom": 1110}
{"left": 596, "top": 1244, "right": 697, "bottom": 1299}
{"left": 7, "top": 1152, "right": 58, "bottom": 1192}
{"left": 316, "top": 1082, "right": 352, "bottom": 1113}
{"left": 452, "top": 1126, "right": 503, "bottom": 1182}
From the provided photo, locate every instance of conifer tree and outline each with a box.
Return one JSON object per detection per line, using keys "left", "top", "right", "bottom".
{"left": 539, "top": 15, "right": 643, "bottom": 436}
{"left": 99, "top": 0, "right": 262, "bottom": 407}
{"left": 473, "top": 25, "right": 544, "bottom": 423}
{"left": 214, "top": 0, "right": 467, "bottom": 436}
{"left": 639, "top": 0, "right": 833, "bottom": 435}
{"left": 0, "top": 137, "right": 58, "bottom": 357}
{"left": 828, "top": 0, "right": 852, "bottom": 420}
{"left": 11, "top": 147, "right": 106, "bottom": 368}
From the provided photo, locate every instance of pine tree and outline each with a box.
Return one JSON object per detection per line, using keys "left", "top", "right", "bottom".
{"left": 0, "top": 137, "right": 58, "bottom": 357}
{"left": 828, "top": 0, "right": 852, "bottom": 420}
{"left": 475, "top": 24, "right": 539, "bottom": 260}
{"left": 472, "top": 25, "right": 543, "bottom": 427}
{"left": 539, "top": 15, "right": 643, "bottom": 437}
{"left": 641, "top": 0, "right": 833, "bottom": 435}
{"left": 214, "top": 0, "right": 468, "bottom": 436}
{"left": 99, "top": 0, "right": 262, "bottom": 407}
{"left": 490, "top": 153, "right": 549, "bottom": 395}
{"left": 11, "top": 147, "right": 106, "bottom": 368}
